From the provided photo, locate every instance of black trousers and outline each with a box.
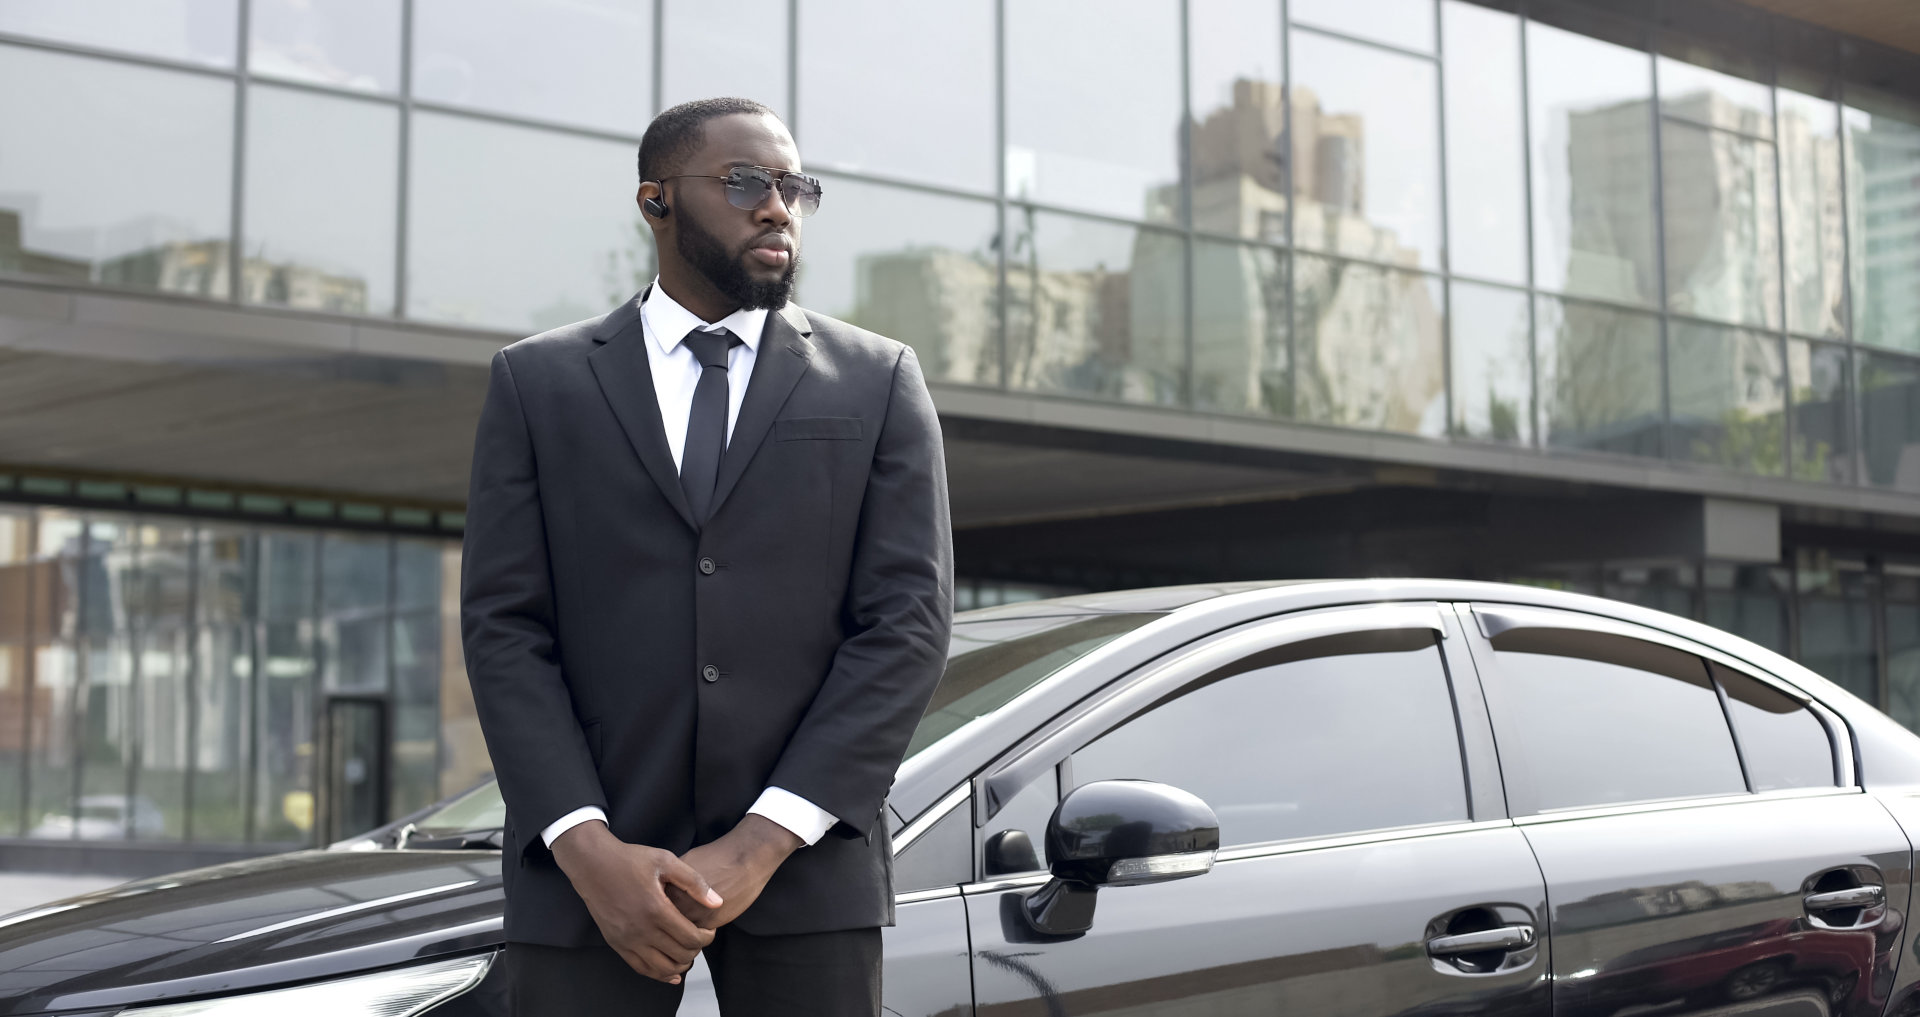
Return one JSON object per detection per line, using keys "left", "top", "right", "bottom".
{"left": 506, "top": 925, "right": 881, "bottom": 1016}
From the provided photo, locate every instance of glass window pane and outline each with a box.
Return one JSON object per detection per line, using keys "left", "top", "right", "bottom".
{"left": 392, "top": 611, "right": 439, "bottom": 816}
{"left": 321, "top": 534, "right": 389, "bottom": 694}
{"left": 1450, "top": 280, "right": 1532, "bottom": 445}
{"left": 1789, "top": 339, "right": 1853, "bottom": 484}
{"left": 76, "top": 632, "right": 133, "bottom": 840}
{"left": 1703, "top": 563, "right": 1788, "bottom": 654}
{"left": 1778, "top": 84, "right": 1846, "bottom": 339}
{"left": 1290, "top": 0, "right": 1433, "bottom": 54}
{"left": 1289, "top": 30, "right": 1440, "bottom": 270}
{"left": 1668, "top": 321, "right": 1785, "bottom": 475}
{"left": 1004, "top": 210, "right": 1185, "bottom": 406}
{"left": 192, "top": 622, "right": 251, "bottom": 842}
{"left": 1860, "top": 350, "right": 1920, "bottom": 492}
{"left": 1603, "top": 562, "right": 1695, "bottom": 619}
{"left": 245, "top": 86, "right": 397, "bottom": 316}
{"left": 1711, "top": 664, "right": 1834, "bottom": 791}
{"left": 1797, "top": 550, "right": 1877, "bottom": 704}
{"left": 394, "top": 540, "right": 444, "bottom": 612}
{"left": 0, "top": 509, "right": 30, "bottom": 835}
{"left": 1845, "top": 85, "right": 1920, "bottom": 354}
{"left": 794, "top": 177, "right": 999, "bottom": 387}
{"left": 1192, "top": 239, "right": 1288, "bottom": 418}
{"left": 1660, "top": 121, "right": 1779, "bottom": 328}
{"left": 413, "top": 0, "right": 651, "bottom": 135}
{"left": 799, "top": 0, "right": 994, "bottom": 193}
{"left": 408, "top": 112, "right": 648, "bottom": 332}
{"left": 1072, "top": 637, "right": 1467, "bottom": 846}
{"left": 0, "top": 46, "right": 233, "bottom": 297}
{"left": 1486, "top": 628, "right": 1745, "bottom": 812}
{"left": 1537, "top": 296, "right": 1662, "bottom": 458}
{"left": 1442, "top": 1, "right": 1526, "bottom": 284}
{"left": 25, "top": 510, "right": 82, "bottom": 839}
{"left": 1527, "top": 19, "right": 1658, "bottom": 306}
{"left": 1656, "top": 54, "right": 1771, "bottom": 138}
{"left": 0, "top": 1, "right": 235, "bottom": 68}
{"left": 1293, "top": 254, "right": 1444, "bottom": 435}
{"left": 661, "top": 0, "right": 786, "bottom": 119}
{"left": 1006, "top": 0, "right": 1182, "bottom": 223}
{"left": 1189, "top": 0, "right": 1284, "bottom": 243}
{"left": 255, "top": 531, "right": 314, "bottom": 843}
{"left": 136, "top": 624, "right": 190, "bottom": 841}
{"left": 249, "top": 0, "right": 400, "bottom": 93}
{"left": 1889, "top": 593, "right": 1920, "bottom": 735}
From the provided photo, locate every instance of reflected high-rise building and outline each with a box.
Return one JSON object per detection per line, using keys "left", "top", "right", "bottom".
{"left": 99, "top": 240, "right": 369, "bottom": 314}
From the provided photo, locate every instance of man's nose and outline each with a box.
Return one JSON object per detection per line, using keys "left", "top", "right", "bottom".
{"left": 753, "top": 180, "right": 792, "bottom": 230}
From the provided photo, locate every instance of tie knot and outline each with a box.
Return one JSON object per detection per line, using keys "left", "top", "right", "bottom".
{"left": 683, "top": 328, "right": 742, "bottom": 369}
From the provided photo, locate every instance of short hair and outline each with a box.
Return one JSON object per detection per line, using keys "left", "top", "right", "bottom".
{"left": 637, "top": 97, "right": 779, "bottom": 183}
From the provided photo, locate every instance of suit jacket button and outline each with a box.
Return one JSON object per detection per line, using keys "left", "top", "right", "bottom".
{"left": 698, "top": 557, "right": 716, "bottom": 575}
{"left": 701, "top": 665, "right": 719, "bottom": 682}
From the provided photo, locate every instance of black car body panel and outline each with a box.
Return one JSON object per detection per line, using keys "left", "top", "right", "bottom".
{"left": 0, "top": 851, "right": 501, "bottom": 1015}
{"left": 2, "top": 579, "right": 1920, "bottom": 1017}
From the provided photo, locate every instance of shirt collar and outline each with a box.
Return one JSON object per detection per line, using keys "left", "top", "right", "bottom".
{"left": 641, "top": 279, "right": 768, "bottom": 358}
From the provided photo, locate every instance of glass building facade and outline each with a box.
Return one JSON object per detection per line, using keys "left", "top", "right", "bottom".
{"left": 1, "top": 0, "right": 1913, "bottom": 481}
{"left": 3, "top": 0, "right": 1920, "bottom": 857}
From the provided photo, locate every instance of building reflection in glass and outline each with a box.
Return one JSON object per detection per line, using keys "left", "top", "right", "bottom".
{"left": 0, "top": 508, "right": 470, "bottom": 848}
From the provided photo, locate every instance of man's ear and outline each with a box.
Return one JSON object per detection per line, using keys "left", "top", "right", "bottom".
{"left": 638, "top": 182, "right": 669, "bottom": 221}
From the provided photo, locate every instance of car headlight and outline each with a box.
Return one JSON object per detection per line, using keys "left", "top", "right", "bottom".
{"left": 117, "top": 951, "right": 492, "bottom": 1017}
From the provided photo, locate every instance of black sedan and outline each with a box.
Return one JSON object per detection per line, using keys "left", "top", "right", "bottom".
{"left": 6, "top": 579, "right": 1920, "bottom": 1017}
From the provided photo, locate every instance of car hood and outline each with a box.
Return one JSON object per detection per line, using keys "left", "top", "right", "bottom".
{"left": 0, "top": 849, "right": 503, "bottom": 1016}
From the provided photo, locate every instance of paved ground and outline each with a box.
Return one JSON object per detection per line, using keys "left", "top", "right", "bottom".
{"left": 0, "top": 873, "right": 125, "bottom": 916}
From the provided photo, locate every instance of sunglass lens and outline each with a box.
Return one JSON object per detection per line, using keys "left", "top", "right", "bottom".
{"left": 724, "top": 167, "right": 774, "bottom": 210}
{"left": 781, "top": 174, "right": 822, "bottom": 217}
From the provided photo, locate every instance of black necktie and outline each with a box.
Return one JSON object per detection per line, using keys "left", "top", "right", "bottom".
{"left": 680, "top": 327, "right": 743, "bottom": 525}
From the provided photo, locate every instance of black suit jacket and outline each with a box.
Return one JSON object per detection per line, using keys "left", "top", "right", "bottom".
{"left": 459, "top": 289, "right": 954, "bottom": 946}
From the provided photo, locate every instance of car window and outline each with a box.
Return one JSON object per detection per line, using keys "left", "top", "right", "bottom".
{"left": 906, "top": 612, "right": 1160, "bottom": 758}
{"left": 1711, "top": 662, "right": 1837, "bottom": 791}
{"left": 1067, "top": 629, "right": 1469, "bottom": 848}
{"left": 1485, "top": 626, "right": 1747, "bottom": 812}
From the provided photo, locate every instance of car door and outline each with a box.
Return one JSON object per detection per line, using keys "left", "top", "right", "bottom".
{"left": 1460, "top": 602, "right": 1911, "bottom": 1017}
{"left": 963, "top": 602, "right": 1549, "bottom": 1016}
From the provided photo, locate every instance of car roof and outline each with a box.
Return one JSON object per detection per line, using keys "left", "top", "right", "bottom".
{"left": 953, "top": 580, "right": 1321, "bottom": 621}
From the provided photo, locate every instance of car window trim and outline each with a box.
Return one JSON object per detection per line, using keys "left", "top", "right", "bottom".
{"left": 894, "top": 783, "right": 969, "bottom": 853}
{"left": 1468, "top": 602, "right": 1857, "bottom": 788}
{"left": 1510, "top": 784, "right": 1861, "bottom": 827}
{"left": 955, "top": 816, "right": 1521, "bottom": 896}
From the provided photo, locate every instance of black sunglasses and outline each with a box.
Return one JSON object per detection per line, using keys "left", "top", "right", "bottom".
{"left": 660, "top": 165, "right": 824, "bottom": 217}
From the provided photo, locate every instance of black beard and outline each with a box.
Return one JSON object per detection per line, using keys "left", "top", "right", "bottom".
{"left": 675, "top": 212, "right": 798, "bottom": 311}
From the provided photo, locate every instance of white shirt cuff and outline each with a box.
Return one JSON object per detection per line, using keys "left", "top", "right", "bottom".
{"left": 746, "top": 787, "right": 838, "bottom": 846}
{"left": 540, "top": 806, "right": 608, "bottom": 847}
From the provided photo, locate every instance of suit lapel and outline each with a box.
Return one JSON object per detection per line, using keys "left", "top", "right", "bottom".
{"left": 708, "top": 303, "right": 814, "bottom": 523}
{"left": 587, "top": 286, "right": 700, "bottom": 533}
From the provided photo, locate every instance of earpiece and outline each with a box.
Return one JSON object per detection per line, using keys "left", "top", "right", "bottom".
{"left": 643, "top": 195, "right": 670, "bottom": 218}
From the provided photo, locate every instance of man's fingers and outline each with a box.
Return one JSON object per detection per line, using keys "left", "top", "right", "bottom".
{"left": 659, "top": 855, "right": 725, "bottom": 909}
{"left": 615, "top": 943, "right": 681, "bottom": 984}
{"left": 646, "top": 894, "right": 717, "bottom": 952}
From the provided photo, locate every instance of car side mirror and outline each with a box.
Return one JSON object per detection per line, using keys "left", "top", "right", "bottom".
{"left": 1023, "top": 779, "right": 1220, "bottom": 937}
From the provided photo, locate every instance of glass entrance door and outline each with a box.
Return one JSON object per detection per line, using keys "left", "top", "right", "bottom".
{"left": 324, "top": 697, "right": 387, "bottom": 843}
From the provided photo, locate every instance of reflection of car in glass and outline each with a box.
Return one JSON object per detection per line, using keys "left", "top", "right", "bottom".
{"left": 6, "top": 579, "right": 1920, "bottom": 1017}
{"left": 26, "top": 794, "right": 168, "bottom": 841}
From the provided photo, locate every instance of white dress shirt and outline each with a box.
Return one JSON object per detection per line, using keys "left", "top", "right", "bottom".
{"left": 539, "top": 282, "right": 840, "bottom": 851}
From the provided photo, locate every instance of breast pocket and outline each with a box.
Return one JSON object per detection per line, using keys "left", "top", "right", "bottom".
{"left": 774, "top": 416, "right": 863, "bottom": 441}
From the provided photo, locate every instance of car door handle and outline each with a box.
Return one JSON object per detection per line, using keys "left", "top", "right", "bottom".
{"left": 1427, "top": 925, "right": 1536, "bottom": 956}
{"left": 1805, "top": 885, "right": 1885, "bottom": 911}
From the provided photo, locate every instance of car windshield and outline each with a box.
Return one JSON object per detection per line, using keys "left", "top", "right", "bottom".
{"left": 407, "top": 611, "right": 1162, "bottom": 837}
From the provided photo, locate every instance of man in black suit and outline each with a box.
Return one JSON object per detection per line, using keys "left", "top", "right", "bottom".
{"left": 460, "top": 96, "right": 954, "bottom": 1016}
